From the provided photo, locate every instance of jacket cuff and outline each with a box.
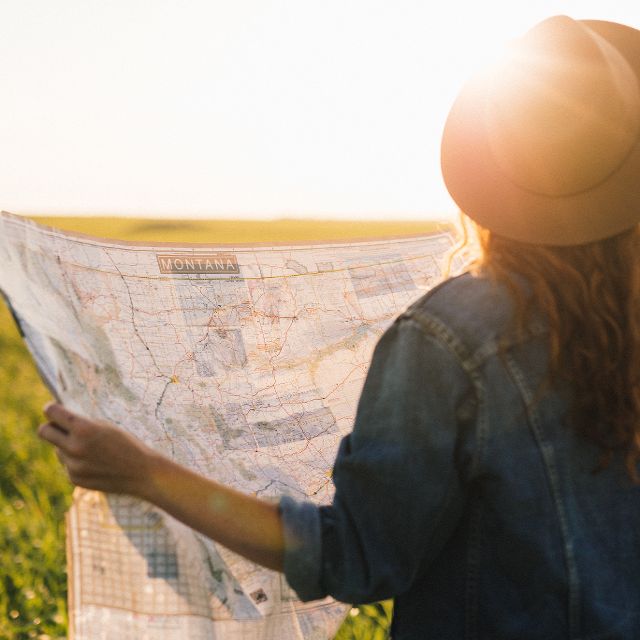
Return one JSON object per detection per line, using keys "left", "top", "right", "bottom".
{"left": 278, "top": 494, "right": 326, "bottom": 602}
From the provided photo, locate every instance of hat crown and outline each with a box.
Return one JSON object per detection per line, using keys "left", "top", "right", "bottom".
{"left": 484, "top": 15, "right": 640, "bottom": 196}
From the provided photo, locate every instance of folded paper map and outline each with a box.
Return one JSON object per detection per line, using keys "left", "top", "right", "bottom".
{"left": 0, "top": 211, "right": 454, "bottom": 639}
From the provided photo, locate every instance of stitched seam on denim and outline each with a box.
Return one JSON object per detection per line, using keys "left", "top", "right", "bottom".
{"left": 396, "top": 314, "right": 478, "bottom": 567}
{"left": 401, "top": 310, "right": 486, "bottom": 638}
{"left": 469, "top": 322, "right": 548, "bottom": 366}
{"left": 505, "top": 352, "right": 581, "bottom": 638}
{"left": 402, "top": 307, "right": 547, "bottom": 371}
{"left": 400, "top": 310, "right": 475, "bottom": 372}
{"left": 402, "top": 310, "right": 488, "bottom": 474}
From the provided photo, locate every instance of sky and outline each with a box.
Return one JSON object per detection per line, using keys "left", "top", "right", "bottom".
{"left": 1, "top": 0, "right": 639, "bottom": 220}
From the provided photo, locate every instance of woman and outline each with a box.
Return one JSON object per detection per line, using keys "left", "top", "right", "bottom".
{"left": 38, "top": 16, "right": 640, "bottom": 638}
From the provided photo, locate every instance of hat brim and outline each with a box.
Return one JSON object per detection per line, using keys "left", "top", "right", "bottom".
{"left": 441, "top": 19, "right": 640, "bottom": 246}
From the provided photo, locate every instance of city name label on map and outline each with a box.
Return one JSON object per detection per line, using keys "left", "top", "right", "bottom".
{"left": 156, "top": 254, "right": 240, "bottom": 275}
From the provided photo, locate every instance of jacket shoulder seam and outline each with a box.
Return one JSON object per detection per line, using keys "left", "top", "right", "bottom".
{"left": 398, "top": 307, "right": 489, "bottom": 481}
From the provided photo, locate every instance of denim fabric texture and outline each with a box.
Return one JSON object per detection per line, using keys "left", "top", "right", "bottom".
{"left": 278, "top": 272, "right": 640, "bottom": 639}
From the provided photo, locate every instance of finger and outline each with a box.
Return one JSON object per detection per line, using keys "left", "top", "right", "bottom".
{"left": 37, "top": 421, "right": 70, "bottom": 448}
{"left": 43, "top": 403, "right": 87, "bottom": 434}
{"left": 54, "top": 449, "right": 85, "bottom": 486}
{"left": 52, "top": 446, "right": 83, "bottom": 476}
{"left": 57, "top": 453, "right": 110, "bottom": 490}
{"left": 54, "top": 447, "right": 78, "bottom": 475}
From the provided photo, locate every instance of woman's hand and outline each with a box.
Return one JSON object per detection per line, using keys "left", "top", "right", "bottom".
{"left": 38, "top": 402, "right": 156, "bottom": 497}
{"left": 37, "top": 401, "right": 286, "bottom": 572}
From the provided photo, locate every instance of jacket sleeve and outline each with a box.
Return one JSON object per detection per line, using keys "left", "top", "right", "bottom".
{"left": 278, "top": 313, "right": 473, "bottom": 604}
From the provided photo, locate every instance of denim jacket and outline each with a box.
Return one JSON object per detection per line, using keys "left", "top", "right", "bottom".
{"left": 278, "top": 272, "right": 640, "bottom": 639}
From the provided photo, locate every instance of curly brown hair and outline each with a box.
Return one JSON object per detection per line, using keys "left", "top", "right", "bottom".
{"left": 474, "top": 223, "right": 640, "bottom": 482}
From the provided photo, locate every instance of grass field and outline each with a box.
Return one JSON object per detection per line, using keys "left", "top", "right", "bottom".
{"left": 0, "top": 215, "right": 449, "bottom": 639}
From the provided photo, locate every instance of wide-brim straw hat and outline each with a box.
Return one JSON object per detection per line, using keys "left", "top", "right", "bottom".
{"left": 441, "top": 16, "right": 640, "bottom": 246}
